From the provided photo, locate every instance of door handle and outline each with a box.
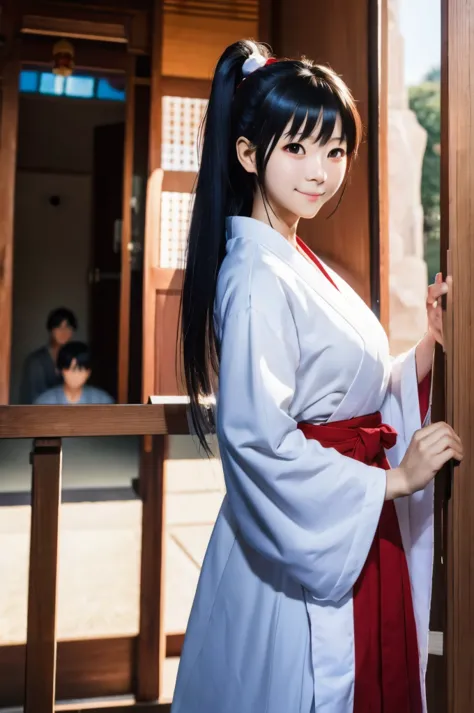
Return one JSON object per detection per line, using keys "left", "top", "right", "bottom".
{"left": 88, "top": 268, "right": 121, "bottom": 284}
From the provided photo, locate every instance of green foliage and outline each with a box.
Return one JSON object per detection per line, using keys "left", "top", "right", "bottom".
{"left": 408, "top": 69, "right": 441, "bottom": 282}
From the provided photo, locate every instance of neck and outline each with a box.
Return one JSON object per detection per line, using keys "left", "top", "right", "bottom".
{"left": 63, "top": 384, "right": 83, "bottom": 404}
{"left": 251, "top": 196, "right": 299, "bottom": 245}
{"left": 49, "top": 341, "right": 60, "bottom": 360}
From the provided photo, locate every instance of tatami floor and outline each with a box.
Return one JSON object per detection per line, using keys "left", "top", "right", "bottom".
{"left": 0, "top": 434, "right": 225, "bottom": 702}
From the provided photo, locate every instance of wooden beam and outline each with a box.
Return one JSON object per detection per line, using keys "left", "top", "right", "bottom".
{"left": 20, "top": 37, "right": 129, "bottom": 73}
{"left": 149, "top": 0, "right": 164, "bottom": 176}
{"left": 161, "top": 76, "right": 211, "bottom": 98}
{"left": 56, "top": 703, "right": 171, "bottom": 712}
{"left": 0, "top": 635, "right": 183, "bottom": 707}
{"left": 22, "top": 16, "right": 128, "bottom": 43}
{"left": 25, "top": 438, "right": 62, "bottom": 713}
{"left": 136, "top": 435, "right": 168, "bottom": 700}
{"left": 0, "top": 403, "right": 189, "bottom": 438}
{"left": 142, "top": 170, "right": 164, "bottom": 403}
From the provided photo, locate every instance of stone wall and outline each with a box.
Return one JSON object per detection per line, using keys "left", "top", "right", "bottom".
{"left": 388, "top": 0, "right": 429, "bottom": 355}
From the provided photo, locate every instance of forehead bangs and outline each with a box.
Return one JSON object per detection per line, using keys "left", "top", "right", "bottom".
{"left": 252, "top": 70, "right": 360, "bottom": 171}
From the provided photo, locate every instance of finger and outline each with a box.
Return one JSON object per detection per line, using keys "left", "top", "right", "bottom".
{"left": 422, "top": 432, "right": 463, "bottom": 453}
{"left": 433, "top": 448, "right": 464, "bottom": 471}
{"left": 417, "top": 422, "right": 452, "bottom": 436}
{"left": 427, "top": 282, "right": 448, "bottom": 303}
{"left": 417, "top": 425, "right": 462, "bottom": 450}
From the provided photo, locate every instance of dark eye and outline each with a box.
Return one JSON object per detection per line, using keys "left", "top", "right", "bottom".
{"left": 284, "top": 143, "right": 305, "bottom": 155}
{"left": 328, "top": 147, "right": 347, "bottom": 159}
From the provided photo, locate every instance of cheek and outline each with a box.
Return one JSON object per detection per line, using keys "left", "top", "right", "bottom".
{"left": 328, "top": 161, "right": 347, "bottom": 193}
{"left": 265, "top": 153, "right": 299, "bottom": 194}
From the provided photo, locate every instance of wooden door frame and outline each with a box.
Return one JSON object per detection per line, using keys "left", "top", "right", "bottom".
{"left": 1, "top": 34, "right": 135, "bottom": 404}
{"left": 117, "top": 54, "right": 136, "bottom": 403}
{"left": 442, "top": 0, "right": 474, "bottom": 710}
{"left": 0, "top": 28, "right": 151, "bottom": 710}
{"left": 0, "top": 56, "right": 20, "bottom": 405}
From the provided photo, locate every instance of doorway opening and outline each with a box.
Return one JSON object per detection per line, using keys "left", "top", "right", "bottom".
{"left": 10, "top": 67, "right": 132, "bottom": 405}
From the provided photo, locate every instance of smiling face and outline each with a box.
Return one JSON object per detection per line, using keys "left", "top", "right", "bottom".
{"left": 263, "top": 113, "right": 348, "bottom": 222}
{"left": 236, "top": 111, "right": 348, "bottom": 231}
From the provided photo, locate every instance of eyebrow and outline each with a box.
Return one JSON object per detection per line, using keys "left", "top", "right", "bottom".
{"left": 282, "top": 133, "right": 346, "bottom": 143}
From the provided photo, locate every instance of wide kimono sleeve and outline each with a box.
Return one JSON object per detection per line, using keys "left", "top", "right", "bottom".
{"left": 381, "top": 344, "right": 434, "bottom": 685}
{"left": 216, "top": 305, "right": 387, "bottom": 603}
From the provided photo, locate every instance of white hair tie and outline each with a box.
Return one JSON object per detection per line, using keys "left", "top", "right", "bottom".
{"left": 242, "top": 52, "right": 267, "bottom": 77}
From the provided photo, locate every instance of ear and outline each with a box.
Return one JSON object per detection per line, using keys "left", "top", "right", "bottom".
{"left": 236, "top": 136, "right": 257, "bottom": 175}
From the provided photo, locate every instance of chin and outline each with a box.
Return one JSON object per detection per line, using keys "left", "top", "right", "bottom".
{"left": 298, "top": 207, "right": 322, "bottom": 220}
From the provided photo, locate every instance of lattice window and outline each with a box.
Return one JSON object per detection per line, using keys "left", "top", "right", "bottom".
{"left": 162, "top": 96, "right": 208, "bottom": 171}
{"left": 160, "top": 192, "right": 194, "bottom": 268}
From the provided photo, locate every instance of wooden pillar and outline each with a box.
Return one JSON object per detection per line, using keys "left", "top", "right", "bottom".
{"left": 142, "top": 0, "right": 164, "bottom": 404}
{"left": 25, "top": 439, "right": 62, "bottom": 713}
{"left": 136, "top": 434, "right": 167, "bottom": 701}
{"left": 443, "top": 0, "right": 474, "bottom": 710}
{"left": 274, "top": 0, "right": 386, "bottom": 314}
{"left": 0, "top": 59, "right": 20, "bottom": 405}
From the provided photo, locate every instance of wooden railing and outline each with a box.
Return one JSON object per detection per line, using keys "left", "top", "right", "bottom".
{"left": 0, "top": 402, "right": 190, "bottom": 713}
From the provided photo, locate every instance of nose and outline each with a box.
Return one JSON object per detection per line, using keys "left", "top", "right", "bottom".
{"left": 306, "top": 157, "right": 327, "bottom": 184}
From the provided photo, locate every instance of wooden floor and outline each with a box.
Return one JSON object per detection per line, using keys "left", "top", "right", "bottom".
{"left": 0, "top": 435, "right": 225, "bottom": 701}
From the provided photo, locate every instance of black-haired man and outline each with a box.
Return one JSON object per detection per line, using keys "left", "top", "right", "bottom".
{"left": 19, "top": 307, "right": 77, "bottom": 404}
{"left": 34, "top": 342, "right": 113, "bottom": 405}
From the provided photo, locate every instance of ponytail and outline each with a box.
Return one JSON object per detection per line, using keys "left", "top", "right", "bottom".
{"left": 181, "top": 40, "right": 270, "bottom": 454}
{"left": 180, "top": 40, "right": 362, "bottom": 455}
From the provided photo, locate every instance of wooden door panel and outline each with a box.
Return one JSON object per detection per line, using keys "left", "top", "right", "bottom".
{"left": 154, "top": 284, "right": 184, "bottom": 395}
{"left": 90, "top": 122, "right": 124, "bottom": 401}
{"left": 275, "top": 0, "right": 378, "bottom": 308}
{"left": 443, "top": 0, "right": 474, "bottom": 709}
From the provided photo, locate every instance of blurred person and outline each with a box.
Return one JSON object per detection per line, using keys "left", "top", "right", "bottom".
{"left": 19, "top": 307, "right": 77, "bottom": 404}
{"left": 34, "top": 341, "right": 114, "bottom": 405}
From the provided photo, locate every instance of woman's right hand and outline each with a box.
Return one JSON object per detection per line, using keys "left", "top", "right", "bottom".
{"left": 386, "top": 422, "right": 464, "bottom": 500}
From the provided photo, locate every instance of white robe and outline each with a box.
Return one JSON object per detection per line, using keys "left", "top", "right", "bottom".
{"left": 171, "top": 216, "right": 434, "bottom": 713}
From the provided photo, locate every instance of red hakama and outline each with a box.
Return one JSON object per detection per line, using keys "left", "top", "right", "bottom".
{"left": 297, "top": 237, "right": 426, "bottom": 713}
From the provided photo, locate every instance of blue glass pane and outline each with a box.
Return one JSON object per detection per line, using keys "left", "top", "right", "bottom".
{"left": 19, "top": 70, "right": 38, "bottom": 93}
{"left": 40, "top": 73, "right": 65, "bottom": 95}
{"left": 65, "top": 76, "right": 95, "bottom": 98}
{"left": 96, "top": 78, "right": 126, "bottom": 102}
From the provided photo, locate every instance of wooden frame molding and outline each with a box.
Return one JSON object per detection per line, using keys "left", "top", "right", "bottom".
{"left": 118, "top": 55, "right": 136, "bottom": 403}
{"left": 0, "top": 403, "right": 189, "bottom": 438}
{"left": 21, "top": 14, "right": 129, "bottom": 43}
{"left": 443, "top": 0, "right": 474, "bottom": 710}
{"left": 0, "top": 58, "right": 20, "bottom": 404}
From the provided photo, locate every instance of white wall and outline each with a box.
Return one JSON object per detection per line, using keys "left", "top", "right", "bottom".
{"left": 10, "top": 95, "right": 125, "bottom": 403}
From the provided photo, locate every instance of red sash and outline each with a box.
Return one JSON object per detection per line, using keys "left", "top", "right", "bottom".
{"left": 298, "top": 415, "right": 422, "bottom": 713}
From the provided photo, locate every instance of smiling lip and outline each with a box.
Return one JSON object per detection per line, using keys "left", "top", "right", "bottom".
{"left": 296, "top": 190, "right": 325, "bottom": 201}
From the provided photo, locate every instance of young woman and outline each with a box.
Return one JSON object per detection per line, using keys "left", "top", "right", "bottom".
{"left": 175, "top": 40, "right": 462, "bottom": 713}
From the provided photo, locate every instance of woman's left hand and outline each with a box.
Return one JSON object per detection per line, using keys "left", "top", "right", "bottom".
{"left": 426, "top": 272, "right": 451, "bottom": 347}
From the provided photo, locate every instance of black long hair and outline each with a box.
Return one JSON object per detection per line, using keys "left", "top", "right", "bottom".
{"left": 181, "top": 40, "right": 363, "bottom": 453}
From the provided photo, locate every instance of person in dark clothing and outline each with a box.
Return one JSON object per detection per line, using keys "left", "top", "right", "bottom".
{"left": 19, "top": 307, "right": 77, "bottom": 404}
{"left": 34, "top": 342, "right": 113, "bottom": 405}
